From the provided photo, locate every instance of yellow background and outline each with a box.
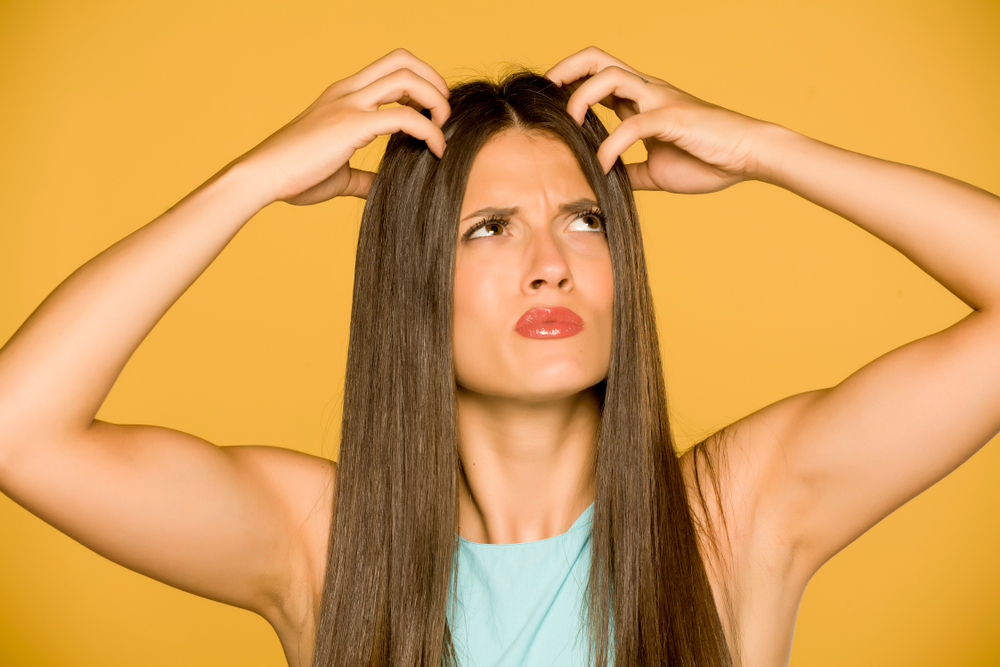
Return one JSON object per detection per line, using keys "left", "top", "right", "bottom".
{"left": 1, "top": 0, "right": 998, "bottom": 665}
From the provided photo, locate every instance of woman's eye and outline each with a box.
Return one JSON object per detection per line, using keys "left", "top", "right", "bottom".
{"left": 567, "top": 214, "right": 604, "bottom": 232}
{"left": 468, "top": 221, "right": 508, "bottom": 239}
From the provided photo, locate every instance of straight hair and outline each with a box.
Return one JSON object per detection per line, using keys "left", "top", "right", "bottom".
{"left": 312, "top": 69, "right": 737, "bottom": 667}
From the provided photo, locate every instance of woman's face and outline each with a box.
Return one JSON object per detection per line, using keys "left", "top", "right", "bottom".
{"left": 453, "top": 130, "right": 614, "bottom": 402}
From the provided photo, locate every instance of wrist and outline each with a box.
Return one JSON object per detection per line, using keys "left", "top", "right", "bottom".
{"left": 217, "top": 156, "right": 283, "bottom": 211}
{"left": 745, "top": 121, "right": 804, "bottom": 186}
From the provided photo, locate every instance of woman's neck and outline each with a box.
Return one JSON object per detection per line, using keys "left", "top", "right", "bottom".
{"left": 455, "top": 385, "right": 600, "bottom": 544}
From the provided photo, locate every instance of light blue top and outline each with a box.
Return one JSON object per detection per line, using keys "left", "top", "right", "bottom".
{"left": 446, "top": 503, "right": 596, "bottom": 666}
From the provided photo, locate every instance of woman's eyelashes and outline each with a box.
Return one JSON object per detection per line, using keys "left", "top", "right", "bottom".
{"left": 464, "top": 215, "right": 509, "bottom": 241}
{"left": 567, "top": 208, "right": 606, "bottom": 233}
{"left": 462, "top": 209, "right": 606, "bottom": 242}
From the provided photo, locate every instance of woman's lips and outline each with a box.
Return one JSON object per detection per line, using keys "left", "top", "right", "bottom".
{"left": 515, "top": 306, "right": 584, "bottom": 339}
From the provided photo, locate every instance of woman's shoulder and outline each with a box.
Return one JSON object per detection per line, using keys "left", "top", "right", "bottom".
{"left": 678, "top": 390, "right": 822, "bottom": 560}
{"left": 234, "top": 446, "right": 335, "bottom": 665}
{"left": 677, "top": 391, "right": 824, "bottom": 664}
{"left": 680, "top": 394, "right": 828, "bottom": 569}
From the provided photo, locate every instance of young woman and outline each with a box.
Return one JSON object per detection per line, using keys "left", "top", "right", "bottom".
{"left": 0, "top": 46, "right": 997, "bottom": 667}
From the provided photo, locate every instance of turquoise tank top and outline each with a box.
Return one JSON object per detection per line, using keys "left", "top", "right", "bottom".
{"left": 446, "top": 503, "right": 596, "bottom": 666}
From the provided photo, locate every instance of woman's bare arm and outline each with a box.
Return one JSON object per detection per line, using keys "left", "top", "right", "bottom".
{"left": 739, "top": 127, "right": 1000, "bottom": 573}
{"left": 547, "top": 46, "right": 1000, "bottom": 580}
{"left": 0, "top": 48, "right": 450, "bottom": 630}
{"left": 0, "top": 156, "right": 339, "bottom": 621}
{"left": 0, "top": 161, "right": 335, "bottom": 618}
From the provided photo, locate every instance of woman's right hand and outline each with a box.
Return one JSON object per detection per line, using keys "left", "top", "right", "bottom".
{"left": 236, "top": 48, "right": 451, "bottom": 207}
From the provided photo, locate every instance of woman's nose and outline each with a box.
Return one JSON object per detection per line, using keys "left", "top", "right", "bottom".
{"left": 522, "top": 230, "right": 573, "bottom": 294}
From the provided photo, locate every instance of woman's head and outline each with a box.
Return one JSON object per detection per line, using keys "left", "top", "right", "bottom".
{"left": 315, "top": 70, "right": 734, "bottom": 667}
{"left": 454, "top": 128, "right": 613, "bottom": 401}
{"left": 362, "top": 71, "right": 638, "bottom": 404}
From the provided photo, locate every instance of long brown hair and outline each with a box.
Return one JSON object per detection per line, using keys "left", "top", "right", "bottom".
{"left": 311, "top": 69, "right": 736, "bottom": 667}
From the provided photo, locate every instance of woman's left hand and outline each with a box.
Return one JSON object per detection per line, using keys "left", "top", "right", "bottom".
{"left": 545, "top": 46, "right": 772, "bottom": 194}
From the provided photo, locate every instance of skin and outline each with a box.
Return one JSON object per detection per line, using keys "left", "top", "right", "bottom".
{"left": 1, "top": 46, "right": 999, "bottom": 666}
{"left": 452, "top": 130, "right": 612, "bottom": 545}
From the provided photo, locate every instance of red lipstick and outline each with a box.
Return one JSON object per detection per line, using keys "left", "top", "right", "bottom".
{"left": 515, "top": 307, "right": 584, "bottom": 339}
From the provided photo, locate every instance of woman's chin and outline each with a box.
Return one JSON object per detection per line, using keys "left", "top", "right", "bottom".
{"left": 459, "top": 367, "right": 606, "bottom": 404}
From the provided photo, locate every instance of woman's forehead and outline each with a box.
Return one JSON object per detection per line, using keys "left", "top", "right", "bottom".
{"left": 460, "top": 130, "right": 596, "bottom": 215}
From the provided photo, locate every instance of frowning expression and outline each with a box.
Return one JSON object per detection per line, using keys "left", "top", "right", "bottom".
{"left": 452, "top": 130, "right": 614, "bottom": 401}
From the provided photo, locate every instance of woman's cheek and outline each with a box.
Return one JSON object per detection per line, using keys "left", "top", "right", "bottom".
{"left": 452, "top": 258, "right": 501, "bottom": 391}
{"left": 587, "top": 254, "right": 615, "bottom": 380}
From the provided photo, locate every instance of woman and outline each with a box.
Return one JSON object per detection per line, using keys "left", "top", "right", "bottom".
{"left": 0, "top": 46, "right": 997, "bottom": 666}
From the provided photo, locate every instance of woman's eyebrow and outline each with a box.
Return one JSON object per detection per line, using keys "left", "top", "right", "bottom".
{"left": 459, "top": 198, "right": 600, "bottom": 223}
{"left": 460, "top": 206, "right": 517, "bottom": 223}
{"left": 561, "top": 198, "right": 601, "bottom": 215}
